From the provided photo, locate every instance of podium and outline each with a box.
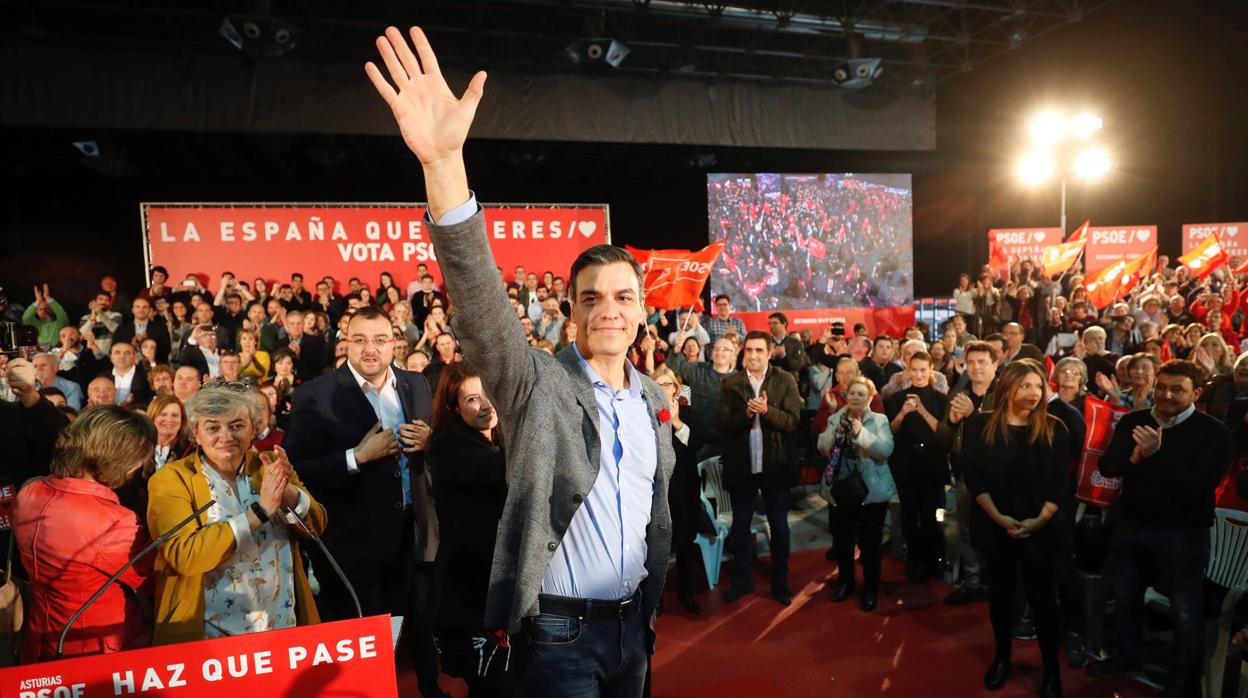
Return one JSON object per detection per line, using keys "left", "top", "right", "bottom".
{"left": 0, "top": 615, "right": 399, "bottom": 697}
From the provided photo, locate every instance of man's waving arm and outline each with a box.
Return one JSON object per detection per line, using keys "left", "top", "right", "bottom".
{"left": 366, "top": 27, "right": 535, "bottom": 412}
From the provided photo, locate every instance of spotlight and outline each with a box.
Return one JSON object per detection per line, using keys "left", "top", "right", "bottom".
{"left": 1017, "top": 151, "right": 1055, "bottom": 184}
{"left": 219, "top": 15, "right": 299, "bottom": 57}
{"left": 1070, "top": 113, "right": 1103, "bottom": 138}
{"left": 1074, "top": 148, "right": 1111, "bottom": 179}
{"left": 72, "top": 141, "right": 100, "bottom": 157}
{"left": 1028, "top": 111, "right": 1066, "bottom": 146}
{"left": 830, "top": 58, "right": 883, "bottom": 89}
{"left": 562, "top": 39, "right": 629, "bottom": 68}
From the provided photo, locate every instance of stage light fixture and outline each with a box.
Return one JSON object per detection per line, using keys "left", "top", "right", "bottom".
{"left": 1017, "top": 151, "right": 1055, "bottom": 184}
{"left": 1070, "top": 112, "right": 1103, "bottom": 138}
{"left": 1028, "top": 111, "right": 1066, "bottom": 146}
{"left": 563, "top": 39, "right": 629, "bottom": 68}
{"left": 830, "top": 58, "right": 883, "bottom": 89}
{"left": 1074, "top": 148, "right": 1111, "bottom": 179}
{"left": 72, "top": 141, "right": 100, "bottom": 157}
{"left": 219, "top": 15, "right": 299, "bottom": 57}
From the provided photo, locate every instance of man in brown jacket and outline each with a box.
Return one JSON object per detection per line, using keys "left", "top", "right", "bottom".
{"left": 716, "top": 330, "right": 803, "bottom": 605}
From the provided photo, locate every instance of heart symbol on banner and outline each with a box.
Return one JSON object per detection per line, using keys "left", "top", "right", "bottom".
{"left": 1227, "top": 226, "right": 1240, "bottom": 237}
{"left": 1034, "top": 231, "right": 1047, "bottom": 243}
{"left": 1137, "top": 230, "right": 1151, "bottom": 243}
{"left": 578, "top": 221, "right": 597, "bottom": 238}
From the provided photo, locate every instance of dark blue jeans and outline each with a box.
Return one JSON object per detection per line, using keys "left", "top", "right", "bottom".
{"left": 1108, "top": 521, "right": 1209, "bottom": 690}
{"left": 518, "top": 605, "right": 647, "bottom": 698}
{"left": 729, "top": 479, "right": 791, "bottom": 590}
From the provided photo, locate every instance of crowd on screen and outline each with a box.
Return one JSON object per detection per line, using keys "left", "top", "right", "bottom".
{"left": 2, "top": 242, "right": 1246, "bottom": 698}
{"left": 708, "top": 174, "right": 913, "bottom": 312}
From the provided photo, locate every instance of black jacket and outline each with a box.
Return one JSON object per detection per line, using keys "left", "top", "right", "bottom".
{"left": 669, "top": 417, "right": 704, "bottom": 546}
{"left": 428, "top": 423, "right": 507, "bottom": 632}
{"left": 884, "top": 384, "right": 950, "bottom": 483}
{"left": 715, "top": 367, "right": 802, "bottom": 493}
{"left": 276, "top": 333, "right": 327, "bottom": 381}
{"left": 112, "top": 318, "right": 172, "bottom": 366}
{"left": 0, "top": 396, "right": 70, "bottom": 489}
{"left": 283, "top": 363, "right": 434, "bottom": 574}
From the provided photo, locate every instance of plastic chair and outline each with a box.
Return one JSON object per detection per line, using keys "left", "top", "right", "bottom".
{"left": 696, "top": 456, "right": 767, "bottom": 588}
{"left": 1143, "top": 508, "right": 1248, "bottom": 697}
{"left": 695, "top": 457, "right": 730, "bottom": 588}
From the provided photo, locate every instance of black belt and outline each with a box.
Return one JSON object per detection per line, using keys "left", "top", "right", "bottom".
{"left": 538, "top": 591, "right": 641, "bottom": 620}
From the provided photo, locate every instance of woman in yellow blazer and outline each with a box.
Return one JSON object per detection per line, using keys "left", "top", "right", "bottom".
{"left": 147, "top": 382, "right": 326, "bottom": 645}
{"left": 236, "top": 328, "right": 272, "bottom": 382}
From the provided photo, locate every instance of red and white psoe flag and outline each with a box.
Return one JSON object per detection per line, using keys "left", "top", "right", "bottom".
{"left": 625, "top": 242, "right": 724, "bottom": 311}
{"left": 1178, "top": 232, "right": 1228, "bottom": 279}
{"left": 1041, "top": 238, "right": 1085, "bottom": 276}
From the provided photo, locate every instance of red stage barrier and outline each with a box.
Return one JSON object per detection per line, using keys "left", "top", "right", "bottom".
{"left": 0, "top": 615, "right": 398, "bottom": 698}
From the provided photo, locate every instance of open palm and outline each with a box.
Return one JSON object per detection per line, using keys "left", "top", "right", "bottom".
{"left": 365, "top": 26, "right": 486, "bottom": 166}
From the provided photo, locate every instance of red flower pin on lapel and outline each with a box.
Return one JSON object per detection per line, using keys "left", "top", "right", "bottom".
{"left": 657, "top": 407, "right": 671, "bottom": 424}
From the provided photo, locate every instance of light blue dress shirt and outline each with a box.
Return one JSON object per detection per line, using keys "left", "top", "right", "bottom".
{"left": 541, "top": 344, "right": 657, "bottom": 600}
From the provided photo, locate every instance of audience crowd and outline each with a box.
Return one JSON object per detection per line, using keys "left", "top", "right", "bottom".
{"left": 4, "top": 236, "right": 1248, "bottom": 698}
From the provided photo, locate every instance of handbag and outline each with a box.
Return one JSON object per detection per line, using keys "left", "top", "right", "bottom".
{"left": 819, "top": 427, "right": 868, "bottom": 508}
{"left": 0, "top": 533, "right": 25, "bottom": 666}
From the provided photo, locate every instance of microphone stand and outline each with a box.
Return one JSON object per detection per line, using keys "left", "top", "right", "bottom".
{"left": 57, "top": 499, "right": 216, "bottom": 658}
{"left": 283, "top": 505, "right": 362, "bottom": 620}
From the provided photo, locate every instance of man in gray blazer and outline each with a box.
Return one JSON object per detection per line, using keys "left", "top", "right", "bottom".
{"left": 367, "top": 26, "right": 675, "bottom": 697}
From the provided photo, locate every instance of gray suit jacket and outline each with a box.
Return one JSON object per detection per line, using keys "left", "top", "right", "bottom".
{"left": 427, "top": 210, "right": 676, "bottom": 637}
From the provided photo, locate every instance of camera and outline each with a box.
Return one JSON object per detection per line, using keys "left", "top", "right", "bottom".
{"left": 0, "top": 322, "right": 39, "bottom": 354}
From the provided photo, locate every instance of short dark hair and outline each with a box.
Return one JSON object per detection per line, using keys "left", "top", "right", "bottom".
{"left": 1157, "top": 359, "right": 1203, "bottom": 387}
{"left": 568, "top": 245, "right": 645, "bottom": 298}
{"left": 768, "top": 312, "right": 788, "bottom": 327}
{"left": 908, "top": 350, "right": 933, "bottom": 365}
{"left": 421, "top": 274, "right": 434, "bottom": 282}
{"left": 873, "top": 335, "right": 893, "bottom": 347}
{"left": 963, "top": 340, "right": 1000, "bottom": 362}
{"left": 151, "top": 265, "right": 168, "bottom": 277}
{"left": 291, "top": 273, "right": 303, "bottom": 281}
{"left": 984, "top": 332, "right": 1006, "bottom": 345}
{"left": 744, "top": 330, "right": 772, "bottom": 348}
{"left": 715, "top": 294, "right": 731, "bottom": 304}
{"left": 348, "top": 305, "right": 393, "bottom": 328}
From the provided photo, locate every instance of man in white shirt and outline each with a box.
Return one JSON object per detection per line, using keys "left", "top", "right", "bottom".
{"left": 109, "top": 341, "right": 151, "bottom": 407}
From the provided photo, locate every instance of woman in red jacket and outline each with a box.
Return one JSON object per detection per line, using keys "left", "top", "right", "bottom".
{"left": 14, "top": 405, "right": 155, "bottom": 662}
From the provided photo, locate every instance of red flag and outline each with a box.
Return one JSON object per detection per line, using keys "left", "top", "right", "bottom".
{"left": 1085, "top": 259, "right": 1130, "bottom": 308}
{"left": 1045, "top": 354, "right": 1057, "bottom": 393}
{"left": 1041, "top": 238, "right": 1086, "bottom": 276}
{"left": 624, "top": 243, "right": 724, "bottom": 311}
{"left": 1076, "top": 396, "right": 1130, "bottom": 508}
{"left": 807, "top": 237, "right": 827, "bottom": 260}
{"left": 1067, "top": 220, "right": 1091, "bottom": 242}
{"left": 1160, "top": 341, "right": 1173, "bottom": 363}
{"left": 1179, "top": 233, "right": 1229, "bottom": 279}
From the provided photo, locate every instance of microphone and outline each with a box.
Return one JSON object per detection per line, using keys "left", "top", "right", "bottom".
{"left": 283, "top": 505, "right": 362, "bottom": 620}
{"left": 57, "top": 499, "right": 216, "bottom": 658}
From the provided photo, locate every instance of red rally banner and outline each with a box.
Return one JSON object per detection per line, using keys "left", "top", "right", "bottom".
{"left": 1075, "top": 395, "right": 1129, "bottom": 508}
{"left": 0, "top": 615, "right": 398, "bottom": 698}
{"left": 626, "top": 243, "right": 723, "bottom": 312}
{"left": 1183, "top": 222, "right": 1248, "bottom": 261}
{"left": 1085, "top": 225, "right": 1158, "bottom": 275}
{"left": 986, "top": 228, "right": 1063, "bottom": 276}
{"left": 143, "top": 203, "right": 610, "bottom": 292}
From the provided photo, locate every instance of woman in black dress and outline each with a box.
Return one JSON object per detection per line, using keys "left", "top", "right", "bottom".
{"left": 651, "top": 365, "right": 704, "bottom": 614}
{"left": 428, "top": 361, "right": 512, "bottom": 696}
{"left": 962, "top": 359, "right": 1069, "bottom": 698}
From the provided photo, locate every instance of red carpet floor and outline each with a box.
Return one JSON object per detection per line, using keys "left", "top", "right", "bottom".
{"left": 403, "top": 548, "right": 1157, "bottom": 697}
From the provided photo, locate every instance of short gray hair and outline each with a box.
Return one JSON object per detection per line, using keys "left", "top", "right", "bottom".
{"left": 184, "top": 384, "right": 263, "bottom": 433}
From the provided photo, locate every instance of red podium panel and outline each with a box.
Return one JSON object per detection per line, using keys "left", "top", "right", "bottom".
{"left": 0, "top": 615, "right": 398, "bottom": 698}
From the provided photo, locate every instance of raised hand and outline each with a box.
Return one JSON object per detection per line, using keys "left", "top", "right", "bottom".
{"left": 365, "top": 26, "right": 486, "bottom": 169}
